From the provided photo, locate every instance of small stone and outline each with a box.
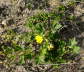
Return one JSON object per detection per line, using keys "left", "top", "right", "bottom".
{"left": 2, "top": 20, "right": 7, "bottom": 26}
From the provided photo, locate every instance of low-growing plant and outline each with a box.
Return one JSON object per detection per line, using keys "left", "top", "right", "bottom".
{"left": 0, "top": 5, "right": 80, "bottom": 66}
{"left": 24, "top": 10, "right": 80, "bottom": 64}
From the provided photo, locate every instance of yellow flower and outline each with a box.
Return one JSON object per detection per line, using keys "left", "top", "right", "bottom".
{"left": 48, "top": 44, "right": 54, "bottom": 50}
{"left": 35, "top": 35, "right": 43, "bottom": 44}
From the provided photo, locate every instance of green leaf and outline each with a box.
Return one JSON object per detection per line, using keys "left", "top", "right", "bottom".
{"left": 19, "top": 55, "right": 25, "bottom": 64}
{"left": 70, "top": 38, "right": 77, "bottom": 46}
{"left": 72, "top": 46, "right": 80, "bottom": 54}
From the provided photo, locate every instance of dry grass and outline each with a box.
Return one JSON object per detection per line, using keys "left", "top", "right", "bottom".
{"left": 49, "top": 0, "right": 61, "bottom": 8}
